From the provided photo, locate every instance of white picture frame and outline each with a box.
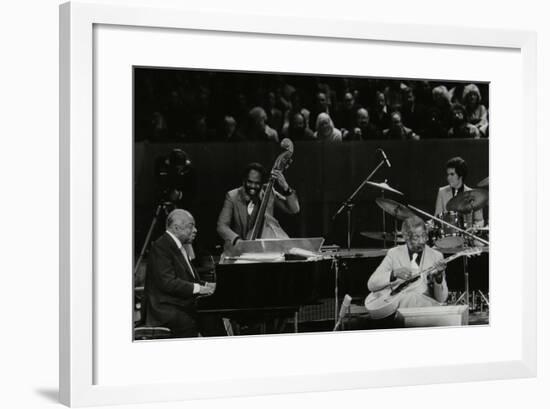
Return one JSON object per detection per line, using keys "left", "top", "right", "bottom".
{"left": 59, "top": 1, "right": 537, "bottom": 407}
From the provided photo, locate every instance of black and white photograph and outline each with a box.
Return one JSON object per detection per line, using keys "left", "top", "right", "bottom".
{"left": 132, "top": 67, "right": 490, "bottom": 340}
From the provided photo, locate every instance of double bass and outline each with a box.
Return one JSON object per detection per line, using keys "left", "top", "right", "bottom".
{"left": 247, "top": 138, "right": 294, "bottom": 240}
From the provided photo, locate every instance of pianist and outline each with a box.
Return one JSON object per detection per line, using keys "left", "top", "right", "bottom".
{"left": 216, "top": 162, "right": 300, "bottom": 247}
{"left": 143, "top": 209, "right": 221, "bottom": 337}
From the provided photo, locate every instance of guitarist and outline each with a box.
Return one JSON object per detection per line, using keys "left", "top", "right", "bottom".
{"left": 367, "top": 216, "right": 449, "bottom": 312}
{"left": 216, "top": 162, "right": 300, "bottom": 248}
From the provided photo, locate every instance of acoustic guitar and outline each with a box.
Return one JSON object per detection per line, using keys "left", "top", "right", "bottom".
{"left": 364, "top": 247, "right": 482, "bottom": 319}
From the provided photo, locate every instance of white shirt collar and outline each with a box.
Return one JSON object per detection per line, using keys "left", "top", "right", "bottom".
{"left": 166, "top": 230, "right": 183, "bottom": 249}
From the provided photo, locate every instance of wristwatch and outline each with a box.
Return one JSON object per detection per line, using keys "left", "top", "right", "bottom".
{"left": 282, "top": 187, "right": 295, "bottom": 197}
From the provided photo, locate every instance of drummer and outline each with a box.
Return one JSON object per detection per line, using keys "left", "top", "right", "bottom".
{"left": 435, "top": 157, "right": 484, "bottom": 227}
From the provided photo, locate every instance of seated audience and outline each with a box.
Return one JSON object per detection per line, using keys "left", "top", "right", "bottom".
{"left": 309, "top": 91, "right": 331, "bottom": 129}
{"left": 219, "top": 116, "right": 245, "bottom": 142}
{"left": 343, "top": 108, "right": 380, "bottom": 140}
{"left": 265, "top": 91, "right": 284, "bottom": 135}
{"left": 448, "top": 104, "right": 480, "bottom": 139}
{"left": 282, "top": 112, "right": 315, "bottom": 141}
{"left": 314, "top": 113, "right": 342, "bottom": 142}
{"left": 401, "top": 85, "right": 430, "bottom": 136}
{"left": 463, "top": 83, "right": 489, "bottom": 137}
{"left": 426, "top": 85, "right": 452, "bottom": 138}
{"left": 334, "top": 92, "right": 359, "bottom": 133}
{"left": 370, "top": 91, "right": 391, "bottom": 130}
{"left": 247, "top": 107, "right": 279, "bottom": 142}
{"left": 383, "top": 111, "right": 420, "bottom": 140}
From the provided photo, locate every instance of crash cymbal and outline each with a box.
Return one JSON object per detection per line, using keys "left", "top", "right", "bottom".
{"left": 375, "top": 197, "right": 416, "bottom": 221}
{"left": 446, "top": 189, "right": 489, "bottom": 213}
{"left": 366, "top": 181, "right": 404, "bottom": 196}
{"left": 360, "top": 231, "right": 405, "bottom": 243}
{"left": 477, "top": 176, "right": 489, "bottom": 187}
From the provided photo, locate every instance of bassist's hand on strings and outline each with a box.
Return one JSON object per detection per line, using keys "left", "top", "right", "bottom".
{"left": 271, "top": 169, "right": 289, "bottom": 191}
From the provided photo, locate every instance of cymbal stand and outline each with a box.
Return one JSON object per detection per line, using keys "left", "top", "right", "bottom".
{"left": 332, "top": 256, "right": 340, "bottom": 326}
{"left": 381, "top": 188, "right": 386, "bottom": 248}
{"left": 332, "top": 158, "right": 387, "bottom": 250}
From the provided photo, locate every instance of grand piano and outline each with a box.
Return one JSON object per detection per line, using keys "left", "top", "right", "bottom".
{"left": 198, "top": 238, "right": 332, "bottom": 334}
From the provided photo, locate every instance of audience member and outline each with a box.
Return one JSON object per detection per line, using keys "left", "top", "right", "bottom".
{"left": 448, "top": 104, "right": 480, "bottom": 139}
{"left": 248, "top": 107, "right": 279, "bottom": 142}
{"left": 264, "top": 91, "right": 284, "bottom": 135}
{"left": 282, "top": 112, "right": 315, "bottom": 141}
{"left": 190, "top": 116, "right": 215, "bottom": 141}
{"left": 370, "top": 91, "right": 391, "bottom": 130}
{"left": 335, "top": 92, "right": 359, "bottom": 133}
{"left": 383, "top": 111, "right": 420, "bottom": 140}
{"left": 462, "top": 84, "right": 489, "bottom": 137}
{"left": 401, "top": 85, "right": 430, "bottom": 136}
{"left": 426, "top": 85, "right": 452, "bottom": 138}
{"left": 310, "top": 92, "right": 331, "bottom": 129}
{"left": 282, "top": 92, "right": 311, "bottom": 134}
{"left": 314, "top": 113, "right": 342, "bottom": 142}
{"left": 219, "top": 116, "right": 245, "bottom": 142}
{"left": 344, "top": 108, "right": 380, "bottom": 140}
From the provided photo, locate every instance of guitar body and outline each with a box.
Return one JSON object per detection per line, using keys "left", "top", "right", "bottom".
{"left": 364, "top": 287, "right": 400, "bottom": 319}
{"left": 364, "top": 277, "right": 423, "bottom": 319}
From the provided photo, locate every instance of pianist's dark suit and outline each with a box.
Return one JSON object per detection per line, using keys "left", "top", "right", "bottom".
{"left": 144, "top": 232, "right": 202, "bottom": 337}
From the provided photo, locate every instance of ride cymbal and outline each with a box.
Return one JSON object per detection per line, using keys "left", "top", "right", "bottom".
{"left": 360, "top": 231, "right": 405, "bottom": 243}
{"left": 446, "top": 189, "right": 489, "bottom": 213}
{"left": 477, "top": 176, "right": 489, "bottom": 187}
{"left": 375, "top": 197, "right": 416, "bottom": 220}
{"left": 366, "top": 181, "right": 404, "bottom": 196}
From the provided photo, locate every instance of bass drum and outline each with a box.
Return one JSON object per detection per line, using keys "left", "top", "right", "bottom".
{"left": 434, "top": 211, "right": 464, "bottom": 249}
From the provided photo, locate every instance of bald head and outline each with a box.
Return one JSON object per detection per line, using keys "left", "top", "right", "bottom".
{"left": 166, "top": 209, "right": 197, "bottom": 243}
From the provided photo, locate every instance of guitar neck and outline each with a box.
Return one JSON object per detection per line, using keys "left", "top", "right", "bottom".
{"left": 409, "top": 251, "right": 465, "bottom": 281}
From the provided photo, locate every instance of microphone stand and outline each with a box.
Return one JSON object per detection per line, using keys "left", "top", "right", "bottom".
{"left": 332, "top": 158, "right": 386, "bottom": 250}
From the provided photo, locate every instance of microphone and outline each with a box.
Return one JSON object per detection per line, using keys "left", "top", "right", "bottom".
{"left": 378, "top": 148, "right": 391, "bottom": 168}
{"left": 333, "top": 294, "right": 353, "bottom": 331}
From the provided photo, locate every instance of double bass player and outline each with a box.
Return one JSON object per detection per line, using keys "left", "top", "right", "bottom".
{"left": 216, "top": 160, "right": 300, "bottom": 248}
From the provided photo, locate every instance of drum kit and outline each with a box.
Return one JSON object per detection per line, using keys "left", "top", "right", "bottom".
{"left": 359, "top": 176, "right": 489, "bottom": 310}
{"left": 361, "top": 177, "right": 489, "bottom": 250}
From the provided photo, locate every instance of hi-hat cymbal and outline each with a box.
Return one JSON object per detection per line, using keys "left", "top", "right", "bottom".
{"left": 447, "top": 189, "right": 489, "bottom": 213}
{"left": 366, "top": 181, "right": 404, "bottom": 196}
{"left": 375, "top": 197, "right": 416, "bottom": 220}
{"left": 477, "top": 176, "right": 489, "bottom": 187}
{"left": 360, "top": 231, "right": 405, "bottom": 243}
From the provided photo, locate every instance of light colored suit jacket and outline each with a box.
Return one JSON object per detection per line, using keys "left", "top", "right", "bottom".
{"left": 435, "top": 184, "right": 484, "bottom": 226}
{"left": 216, "top": 186, "right": 299, "bottom": 245}
{"left": 367, "top": 244, "right": 448, "bottom": 303}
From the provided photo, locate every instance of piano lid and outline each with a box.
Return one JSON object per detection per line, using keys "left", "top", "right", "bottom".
{"left": 221, "top": 237, "right": 325, "bottom": 264}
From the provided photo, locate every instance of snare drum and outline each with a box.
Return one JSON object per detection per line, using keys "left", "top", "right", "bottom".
{"left": 435, "top": 211, "right": 464, "bottom": 249}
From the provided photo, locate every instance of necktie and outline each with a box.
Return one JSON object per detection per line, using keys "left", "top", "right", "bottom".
{"left": 410, "top": 253, "right": 420, "bottom": 274}
{"left": 180, "top": 246, "right": 197, "bottom": 280}
{"left": 247, "top": 201, "right": 255, "bottom": 216}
